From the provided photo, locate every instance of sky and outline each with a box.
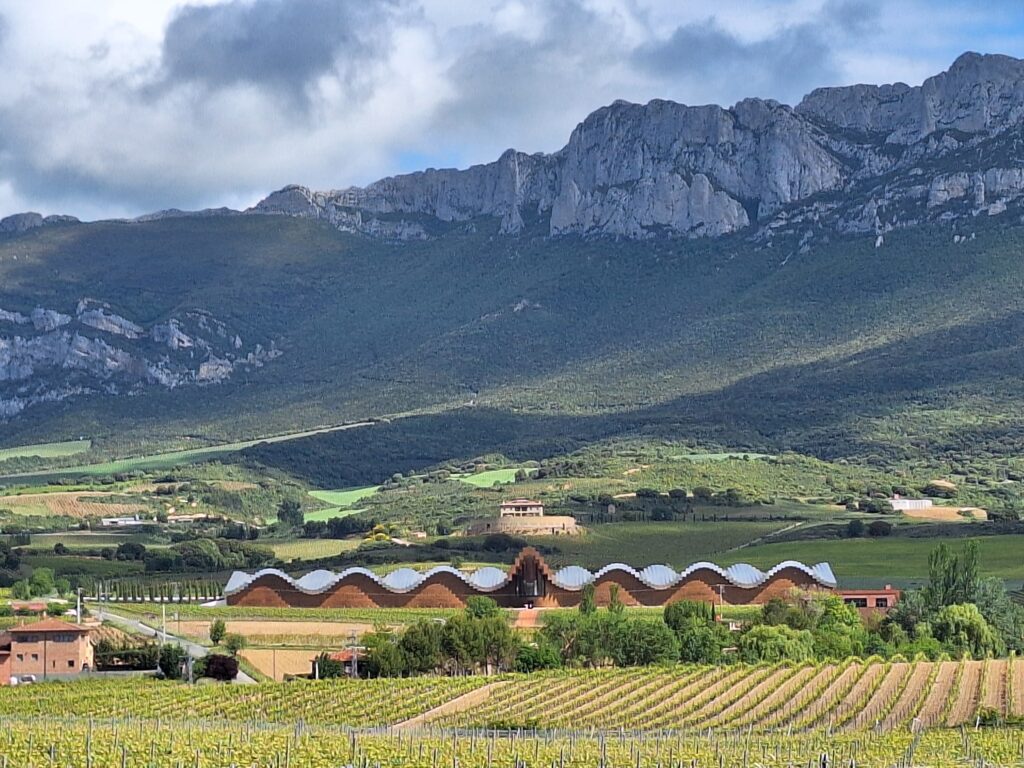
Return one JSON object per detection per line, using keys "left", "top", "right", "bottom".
{"left": 0, "top": 0, "right": 1022, "bottom": 220}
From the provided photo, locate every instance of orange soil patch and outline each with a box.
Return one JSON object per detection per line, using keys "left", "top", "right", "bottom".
{"left": 0, "top": 492, "right": 143, "bottom": 519}
{"left": 829, "top": 664, "right": 886, "bottom": 727}
{"left": 1014, "top": 659, "right": 1024, "bottom": 717}
{"left": 917, "top": 661, "right": 959, "bottom": 728}
{"left": 176, "top": 620, "right": 380, "bottom": 642}
{"left": 622, "top": 465, "right": 650, "bottom": 476}
{"left": 612, "top": 492, "right": 637, "bottom": 500}
{"left": 904, "top": 506, "right": 987, "bottom": 522}
{"left": 513, "top": 609, "right": 541, "bottom": 630}
{"left": 981, "top": 659, "right": 1008, "bottom": 712}
{"left": 946, "top": 660, "right": 983, "bottom": 726}
{"left": 239, "top": 649, "right": 320, "bottom": 681}
{"left": 880, "top": 662, "right": 933, "bottom": 730}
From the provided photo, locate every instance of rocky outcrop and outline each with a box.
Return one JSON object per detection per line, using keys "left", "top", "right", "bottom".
{"left": 0, "top": 212, "right": 80, "bottom": 234}
{"left": 0, "top": 302, "right": 282, "bottom": 419}
{"left": 248, "top": 52, "right": 1024, "bottom": 241}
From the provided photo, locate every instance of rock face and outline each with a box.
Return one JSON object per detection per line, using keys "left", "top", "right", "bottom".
{"left": 0, "top": 303, "right": 281, "bottom": 418}
{"left": 249, "top": 52, "right": 1024, "bottom": 240}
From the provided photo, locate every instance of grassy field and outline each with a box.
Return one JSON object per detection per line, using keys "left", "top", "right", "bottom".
{"left": 0, "top": 421, "right": 375, "bottom": 483}
{"left": 455, "top": 468, "right": 525, "bottom": 487}
{"left": 717, "top": 534, "right": 1024, "bottom": 586}
{"left": 0, "top": 440, "right": 92, "bottom": 462}
{"left": 32, "top": 532, "right": 165, "bottom": 549}
{"left": 308, "top": 485, "right": 380, "bottom": 507}
{"left": 533, "top": 520, "right": 790, "bottom": 569}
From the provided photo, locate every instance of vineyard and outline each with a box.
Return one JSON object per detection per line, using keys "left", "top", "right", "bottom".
{"left": 428, "top": 658, "right": 1024, "bottom": 732}
{"left": 0, "top": 718, "right": 1024, "bottom": 767}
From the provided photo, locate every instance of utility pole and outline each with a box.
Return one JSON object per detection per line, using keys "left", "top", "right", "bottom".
{"left": 349, "top": 630, "right": 358, "bottom": 679}
{"left": 76, "top": 587, "right": 82, "bottom": 625}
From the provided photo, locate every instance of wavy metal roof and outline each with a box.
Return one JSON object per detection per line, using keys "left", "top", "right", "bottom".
{"left": 224, "top": 558, "right": 836, "bottom": 596}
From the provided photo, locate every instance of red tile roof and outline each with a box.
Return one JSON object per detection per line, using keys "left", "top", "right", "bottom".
{"left": 9, "top": 619, "right": 91, "bottom": 634}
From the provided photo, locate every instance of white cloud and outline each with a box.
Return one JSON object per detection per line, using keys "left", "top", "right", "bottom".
{"left": 0, "top": 0, "right": 1020, "bottom": 219}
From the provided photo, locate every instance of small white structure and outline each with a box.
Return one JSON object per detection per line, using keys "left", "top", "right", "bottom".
{"left": 101, "top": 514, "right": 142, "bottom": 527}
{"left": 499, "top": 499, "right": 544, "bottom": 518}
{"left": 891, "top": 498, "right": 933, "bottom": 512}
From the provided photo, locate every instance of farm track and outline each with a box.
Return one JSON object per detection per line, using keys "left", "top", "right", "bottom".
{"left": 879, "top": 661, "right": 936, "bottom": 731}
{"left": 945, "top": 660, "right": 983, "bottom": 726}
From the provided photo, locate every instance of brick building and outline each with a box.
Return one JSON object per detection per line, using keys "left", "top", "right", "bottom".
{"left": 2, "top": 619, "right": 94, "bottom": 682}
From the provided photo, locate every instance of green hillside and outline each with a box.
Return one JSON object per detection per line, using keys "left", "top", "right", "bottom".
{"left": 3, "top": 213, "right": 1024, "bottom": 487}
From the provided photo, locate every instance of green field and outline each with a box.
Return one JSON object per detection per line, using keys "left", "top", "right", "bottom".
{"left": 455, "top": 468, "right": 526, "bottom": 487}
{"left": 31, "top": 532, "right": 165, "bottom": 549}
{"left": 0, "top": 440, "right": 92, "bottom": 462}
{"left": 533, "top": 520, "right": 790, "bottom": 569}
{"left": 0, "top": 422, "right": 375, "bottom": 484}
{"left": 308, "top": 485, "right": 380, "bottom": 508}
{"left": 718, "top": 534, "right": 1024, "bottom": 585}
{"left": 270, "top": 538, "right": 361, "bottom": 560}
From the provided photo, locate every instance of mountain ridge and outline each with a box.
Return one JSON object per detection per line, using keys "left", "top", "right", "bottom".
{"left": 6, "top": 52, "right": 1024, "bottom": 243}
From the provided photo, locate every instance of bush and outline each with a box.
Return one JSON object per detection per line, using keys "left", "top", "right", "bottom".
{"left": 203, "top": 653, "right": 239, "bottom": 681}
{"left": 868, "top": 520, "right": 893, "bottom": 537}
{"left": 223, "top": 633, "right": 247, "bottom": 656}
{"left": 209, "top": 618, "right": 226, "bottom": 645}
{"left": 846, "top": 519, "right": 865, "bottom": 538}
{"left": 157, "top": 644, "right": 188, "bottom": 680}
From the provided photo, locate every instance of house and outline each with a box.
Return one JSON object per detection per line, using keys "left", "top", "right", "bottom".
{"left": 840, "top": 586, "right": 901, "bottom": 614}
{"left": 314, "top": 648, "right": 361, "bottom": 678}
{"left": 499, "top": 499, "right": 544, "bottom": 517}
{"left": 4, "top": 619, "right": 94, "bottom": 682}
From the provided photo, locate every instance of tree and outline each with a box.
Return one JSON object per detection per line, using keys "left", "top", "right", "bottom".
{"left": 441, "top": 614, "right": 485, "bottom": 674}
{"left": 926, "top": 541, "right": 979, "bottom": 609}
{"left": 737, "top": 624, "right": 814, "bottom": 664}
{"left": 54, "top": 578, "right": 71, "bottom": 597}
{"left": 223, "top": 633, "right": 247, "bottom": 656}
{"left": 53, "top": 543, "right": 69, "bottom": 555}
{"left": 29, "top": 568, "right": 55, "bottom": 597}
{"left": 664, "top": 601, "right": 714, "bottom": 631}
{"left": 157, "top": 644, "right": 187, "bottom": 679}
{"left": 514, "top": 642, "right": 562, "bottom": 672}
{"left": 465, "top": 596, "right": 502, "bottom": 620}
{"left": 867, "top": 520, "right": 892, "bottom": 537}
{"left": 479, "top": 615, "right": 519, "bottom": 673}
{"left": 579, "top": 583, "right": 596, "bottom": 615}
{"left": 614, "top": 619, "right": 679, "bottom": 666}
{"left": 846, "top": 519, "right": 865, "bottom": 538}
{"left": 399, "top": 620, "right": 443, "bottom": 674}
{"left": 276, "top": 499, "right": 304, "bottom": 528}
{"left": 203, "top": 653, "right": 239, "bottom": 681}
{"left": 675, "top": 616, "right": 730, "bottom": 664}
{"left": 607, "top": 585, "right": 624, "bottom": 616}
{"left": 209, "top": 618, "right": 227, "bottom": 646}
{"left": 11, "top": 580, "right": 30, "bottom": 600}
{"left": 312, "top": 651, "right": 345, "bottom": 679}
{"left": 933, "top": 603, "right": 1004, "bottom": 658}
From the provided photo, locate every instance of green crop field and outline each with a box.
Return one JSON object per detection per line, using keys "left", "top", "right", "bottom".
{"left": 718, "top": 534, "right": 1024, "bottom": 585}
{"left": 0, "top": 440, "right": 92, "bottom": 462}
{"left": 308, "top": 485, "right": 381, "bottom": 508}
{"left": 270, "top": 538, "right": 361, "bottom": 561}
{"left": 533, "top": 520, "right": 791, "bottom": 569}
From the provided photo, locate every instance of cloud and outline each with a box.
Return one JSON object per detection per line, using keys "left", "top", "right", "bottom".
{"left": 159, "top": 0, "right": 403, "bottom": 98}
{"left": 632, "top": 1, "right": 884, "bottom": 107}
{"left": 0, "top": 0, "right": 1019, "bottom": 220}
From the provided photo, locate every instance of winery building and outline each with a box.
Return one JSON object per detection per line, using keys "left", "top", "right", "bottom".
{"left": 224, "top": 547, "right": 838, "bottom": 610}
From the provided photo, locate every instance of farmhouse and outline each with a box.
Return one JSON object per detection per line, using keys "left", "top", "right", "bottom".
{"left": 0, "top": 619, "right": 94, "bottom": 683}
{"left": 840, "top": 585, "right": 902, "bottom": 614}
{"left": 890, "top": 497, "right": 933, "bottom": 512}
{"left": 225, "top": 547, "right": 838, "bottom": 610}
{"left": 500, "top": 499, "right": 544, "bottom": 517}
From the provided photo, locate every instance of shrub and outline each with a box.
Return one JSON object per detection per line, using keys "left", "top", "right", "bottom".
{"left": 203, "top": 653, "right": 239, "bottom": 681}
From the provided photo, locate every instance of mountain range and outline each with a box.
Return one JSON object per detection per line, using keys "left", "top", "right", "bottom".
{"left": 3, "top": 52, "right": 1024, "bottom": 480}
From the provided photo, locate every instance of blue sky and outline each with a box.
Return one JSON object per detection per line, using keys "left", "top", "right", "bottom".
{"left": 0, "top": 0, "right": 1021, "bottom": 219}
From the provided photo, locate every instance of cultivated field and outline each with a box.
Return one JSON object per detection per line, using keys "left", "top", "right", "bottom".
{"left": 175, "top": 619, "right": 379, "bottom": 645}
{"left": 240, "top": 648, "right": 323, "bottom": 681}
{"left": 427, "top": 659, "right": 1018, "bottom": 731}
{"left": 0, "top": 491, "right": 143, "bottom": 518}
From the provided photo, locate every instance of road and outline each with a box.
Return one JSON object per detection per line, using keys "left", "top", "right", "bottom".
{"left": 95, "top": 605, "right": 257, "bottom": 684}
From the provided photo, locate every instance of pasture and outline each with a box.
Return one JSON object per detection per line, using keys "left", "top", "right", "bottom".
{"left": 717, "top": 534, "right": 1024, "bottom": 585}
{"left": 0, "top": 440, "right": 91, "bottom": 462}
